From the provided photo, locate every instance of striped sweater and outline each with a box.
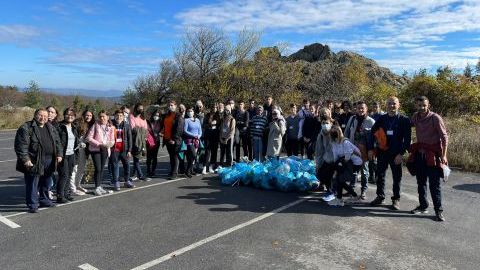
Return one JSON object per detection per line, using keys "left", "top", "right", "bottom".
{"left": 250, "top": 115, "right": 268, "bottom": 138}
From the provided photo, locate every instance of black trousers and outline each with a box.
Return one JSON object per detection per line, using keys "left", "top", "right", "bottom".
{"left": 220, "top": 139, "right": 234, "bottom": 167}
{"left": 318, "top": 161, "right": 335, "bottom": 193}
{"left": 205, "top": 136, "right": 219, "bottom": 168}
{"left": 166, "top": 143, "right": 179, "bottom": 176}
{"left": 57, "top": 154, "right": 75, "bottom": 199}
{"left": 235, "top": 133, "right": 249, "bottom": 161}
{"left": 285, "top": 138, "right": 300, "bottom": 157}
{"left": 376, "top": 151, "right": 402, "bottom": 200}
{"left": 146, "top": 144, "right": 160, "bottom": 175}
{"left": 91, "top": 149, "right": 108, "bottom": 188}
{"left": 335, "top": 160, "right": 359, "bottom": 199}
{"left": 415, "top": 153, "right": 443, "bottom": 212}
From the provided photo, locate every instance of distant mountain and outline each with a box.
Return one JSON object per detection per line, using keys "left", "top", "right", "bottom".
{"left": 20, "top": 87, "right": 124, "bottom": 98}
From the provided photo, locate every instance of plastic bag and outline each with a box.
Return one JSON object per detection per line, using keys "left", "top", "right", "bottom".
{"left": 442, "top": 165, "right": 451, "bottom": 182}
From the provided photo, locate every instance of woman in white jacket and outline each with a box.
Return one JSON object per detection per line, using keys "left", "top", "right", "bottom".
{"left": 266, "top": 109, "right": 286, "bottom": 159}
{"left": 328, "top": 125, "right": 363, "bottom": 206}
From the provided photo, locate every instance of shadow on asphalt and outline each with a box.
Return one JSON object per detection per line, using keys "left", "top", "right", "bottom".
{"left": 0, "top": 182, "right": 27, "bottom": 213}
{"left": 452, "top": 183, "right": 480, "bottom": 194}
{"left": 177, "top": 175, "right": 436, "bottom": 221}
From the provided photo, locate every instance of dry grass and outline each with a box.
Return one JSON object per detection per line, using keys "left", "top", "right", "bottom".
{"left": 444, "top": 117, "right": 480, "bottom": 173}
{"left": 0, "top": 107, "right": 35, "bottom": 129}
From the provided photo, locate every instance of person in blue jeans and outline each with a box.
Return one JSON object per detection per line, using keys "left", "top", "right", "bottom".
{"left": 249, "top": 105, "right": 268, "bottom": 162}
{"left": 111, "top": 110, "right": 133, "bottom": 190}
{"left": 184, "top": 107, "right": 202, "bottom": 177}
{"left": 15, "top": 108, "right": 63, "bottom": 213}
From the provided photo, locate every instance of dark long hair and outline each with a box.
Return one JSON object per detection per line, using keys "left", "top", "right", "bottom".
{"left": 77, "top": 109, "right": 95, "bottom": 136}
{"left": 133, "top": 103, "right": 145, "bottom": 119}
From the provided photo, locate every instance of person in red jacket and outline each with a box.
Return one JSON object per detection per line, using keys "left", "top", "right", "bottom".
{"left": 410, "top": 96, "right": 448, "bottom": 222}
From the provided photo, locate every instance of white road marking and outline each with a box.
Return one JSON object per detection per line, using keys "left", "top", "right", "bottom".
{"left": 3, "top": 177, "right": 188, "bottom": 219}
{"left": 129, "top": 196, "right": 312, "bottom": 270}
{"left": 0, "top": 138, "right": 14, "bottom": 141}
{"left": 0, "top": 147, "right": 13, "bottom": 150}
{"left": 78, "top": 263, "right": 99, "bottom": 270}
{"left": 0, "top": 177, "right": 21, "bottom": 182}
{"left": 0, "top": 159, "right": 16, "bottom": 163}
{"left": 0, "top": 214, "right": 21, "bottom": 228}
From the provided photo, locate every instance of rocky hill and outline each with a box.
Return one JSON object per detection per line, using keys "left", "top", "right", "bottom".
{"left": 288, "top": 43, "right": 408, "bottom": 89}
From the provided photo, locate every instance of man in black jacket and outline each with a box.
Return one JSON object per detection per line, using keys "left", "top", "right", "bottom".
{"left": 111, "top": 110, "right": 133, "bottom": 190}
{"left": 368, "top": 97, "right": 411, "bottom": 210}
{"left": 15, "top": 108, "right": 63, "bottom": 213}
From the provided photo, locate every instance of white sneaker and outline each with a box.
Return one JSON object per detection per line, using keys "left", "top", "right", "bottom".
{"left": 94, "top": 187, "right": 103, "bottom": 196}
{"left": 131, "top": 176, "right": 139, "bottom": 181}
{"left": 73, "top": 190, "right": 86, "bottom": 196}
{"left": 208, "top": 167, "right": 215, "bottom": 174}
{"left": 202, "top": 167, "right": 207, "bottom": 175}
{"left": 98, "top": 186, "right": 112, "bottom": 195}
{"left": 328, "top": 198, "right": 344, "bottom": 207}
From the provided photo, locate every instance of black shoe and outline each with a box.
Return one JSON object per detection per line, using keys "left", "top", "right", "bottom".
{"left": 410, "top": 206, "right": 428, "bottom": 214}
{"left": 435, "top": 211, "right": 445, "bottom": 222}
{"left": 186, "top": 173, "right": 192, "bottom": 178}
{"left": 40, "top": 202, "right": 55, "bottom": 208}
{"left": 169, "top": 175, "right": 177, "bottom": 180}
{"left": 28, "top": 207, "right": 39, "bottom": 213}
{"left": 369, "top": 196, "right": 384, "bottom": 206}
{"left": 56, "top": 198, "right": 69, "bottom": 204}
{"left": 65, "top": 196, "right": 75, "bottom": 202}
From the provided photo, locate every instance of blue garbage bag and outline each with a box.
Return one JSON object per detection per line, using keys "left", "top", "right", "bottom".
{"left": 252, "top": 163, "right": 267, "bottom": 188}
{"left": 301, "top": 159, "right": 316, "bottom": 174}
{"left": 286, "top": 157, "right": 301, "bottom": 173}
{"left": 294, "top": 172, "right": 320, "bottom": 191}
{"left": 275, "top": 172, "right": 296, "bottom": 192}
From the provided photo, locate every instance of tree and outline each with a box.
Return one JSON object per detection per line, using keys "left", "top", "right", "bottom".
{"left": 0, "top": 85, "right": 21, "bottom": 107}
{"left": 72, "top": 95, "right": 85, "bottom": 112}
{"left": 121, "top": 87, "right": 138, "bottom": 107}
{"left": 476, "top": 58, "right": 480, "bottom": 75}
{"left": 24, "top": 80, "right": 42, "bottom": 108}
{"left": 94, "top": 99, "right": 102, "bottom": 113}
{"left": 464, "top": 64, "right": 473, "bottom": 79}
{"left": 49, "top": 96, "right": 60, "bottom": 109}
{"left": 436, "top": 66, "right": 454, "bottom": 81}
{"left": 232, "top": 28, "right": 261, "bottom": 63}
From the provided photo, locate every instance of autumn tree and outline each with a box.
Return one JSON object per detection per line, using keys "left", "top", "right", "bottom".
{"left": 24, "top": 80, "right": 42, "bottom": 108}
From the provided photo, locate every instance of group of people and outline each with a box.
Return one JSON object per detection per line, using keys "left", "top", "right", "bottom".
{"left": 15, "top": 95, "right": 449, "bottom": 222}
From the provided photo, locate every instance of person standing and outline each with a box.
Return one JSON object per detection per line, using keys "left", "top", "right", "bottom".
{"left": 266, "top": 109, "right": 286, "bottom": 159}
{"left": 368, "top": 97, "right": 411, "bottom": 210}
{"left": 162, "top": 101, "right": 184, "bottom": 179}
{"left": 15, "top": 108, "right": 63, "bottom": 213}
{"left": 344, "top": 101, "right": 375, "bottom": 200}
{"left": 146, "top": 109, "right": 162, "bottom": 178}
{"left": 219, "top": 105, "right": 236, "bottom": 167}
{"left": 87, "top": 110, "right": 115, "bottom": 196}
{"left": 70, "top": 109, "right": 94, "bottom": 195}
{"left": 234, "top": 101, "right": 250, "bottom": 161}
{"left": 184, "top": 107, "right": 203, "bottom": 177}
{"left": 129, "top": 103, "right": 151, "bottom": 181}
{"left": 250, "top": 105, "right": 268, "bottom": 162}
{"left": 111, "top": 110, "right": 133, "bottom": 190}
{"left": 57, "top": 107, "right": 79, "bottom": 203}
{"left": 246, "top": 99, "right": 256, "bottom": 160}
{"left": 285, "top": 104, "right": 300, "bottom": 157}
{"left": 302, "top": 106, "right": 319, "bottom": 160}
{"left": 367, "top": 101, "right": 384, "bottom": 184}
{"left": 338, "top": 100, "right": 354, "bottom": 133}
{"left": 202, "top": 103, "right": 221, "bottom": 174}
{"left": 409, "top": 96, "right": 448, "bottom": 222}
{"left": 297, "top": 99, "right": 311, "bottom": 158}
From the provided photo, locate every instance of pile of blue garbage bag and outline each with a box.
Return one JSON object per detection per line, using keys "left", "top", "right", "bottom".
{"left": 217, "top": 156, "right": 319, "bottom": 192}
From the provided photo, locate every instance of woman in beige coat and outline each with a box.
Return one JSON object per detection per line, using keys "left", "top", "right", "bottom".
{"left": 267, "top": 109, "right": 286, "bottom": 158}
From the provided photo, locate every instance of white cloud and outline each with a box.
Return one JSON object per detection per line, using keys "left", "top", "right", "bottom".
{"left": 0, "top": 24, "right": 40, "bottom": 44}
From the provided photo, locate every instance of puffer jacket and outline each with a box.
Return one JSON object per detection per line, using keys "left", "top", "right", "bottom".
{"left": 15, "top": 120, "right": 63, "bottom": 175}
{"left": 87, "top": 122, "right": 115, "bottom": 156}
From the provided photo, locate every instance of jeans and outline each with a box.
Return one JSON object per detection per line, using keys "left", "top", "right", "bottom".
{"left": 415, "top": 153, "right": 443, "bottom": 212}
{"left": 73, "top": 147, "right": 90, "bottom": 188}
{"left": 91, "top": 149, "right": 108, "bottom": 188}
{"left": 376, "top": 151, "right": 402, "bottom": 200}
{"left": 133, "top": 156, "right": 144, "bottom": 179}
{"left": 186, "top": 144, "right": 197, "bottom": 175}
{"left": 111, "top": 151, "right": 131, "bottom": 183}
{"left": 252, "top": 137, "right": 264, "bottom": 162}
{"left": 57, "top": 154, "right": 75, "bottom": 199}
{"left": 146, "top": 144, "right": 160, "bottom": 176}
{"left": 166, "top": 143, "right": 179, "bottom": 176}
{"left": 24, "top": 157, "right": 53, "bottom": 209}
{"left": 350, "top": 161, "right": 369, "bottom": 193}
{"left": 368, "top": 158, "right": 377, "bottom": 183}
{"left": 220, "top": 139, "right": 234, "bottom": 167}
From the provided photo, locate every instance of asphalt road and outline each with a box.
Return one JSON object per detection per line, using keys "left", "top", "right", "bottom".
{"left": 0, "top": 129, "right": 479, "bottom": 270}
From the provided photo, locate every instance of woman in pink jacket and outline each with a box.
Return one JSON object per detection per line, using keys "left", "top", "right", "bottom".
{"left": 87, "top": 110, "right": 115, "bottom": 196}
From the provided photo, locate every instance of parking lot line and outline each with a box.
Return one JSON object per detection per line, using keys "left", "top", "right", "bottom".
{"left": 3, "top": 177, "right": 188, "bottom": 219}
{"left": 0, "top": 214, "right": 21, "bottom": 228}
{"left": 78, "top": 263, "right": 99, "bottom": 270}
{"left": 128, "top": 196, "right": 312, "bottom": 270}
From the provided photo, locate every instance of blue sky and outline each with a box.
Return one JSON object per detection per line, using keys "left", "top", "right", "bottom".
{"left": 1, "top": 0, "right": 480, "bottom": 91}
